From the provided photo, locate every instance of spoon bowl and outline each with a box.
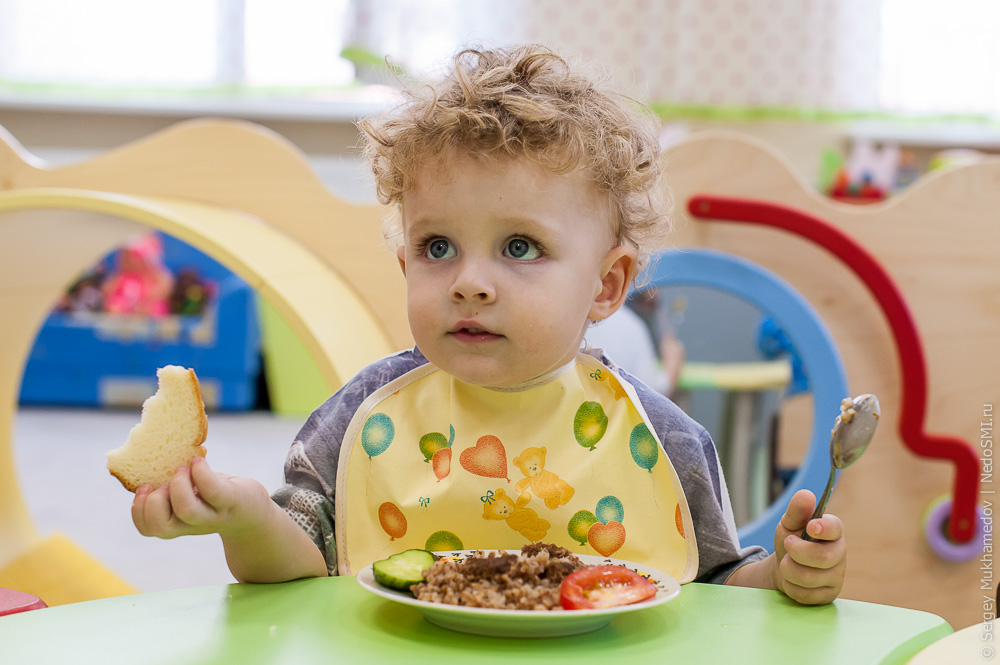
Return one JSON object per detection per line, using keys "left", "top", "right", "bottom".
{"left": 831, "top": 394, "right": 880, "bottom": 468}
{"left": 801, "top": 394, "right": 880, "bottom": 542}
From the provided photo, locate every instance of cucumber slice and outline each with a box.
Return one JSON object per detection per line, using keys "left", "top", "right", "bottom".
{"left": 372, "top": 549, "right": 437, "bottom": 591}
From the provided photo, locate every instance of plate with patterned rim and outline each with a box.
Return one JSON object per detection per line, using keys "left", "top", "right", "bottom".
{"left": 356, "top": 550, "right": 681, "bottom": 638}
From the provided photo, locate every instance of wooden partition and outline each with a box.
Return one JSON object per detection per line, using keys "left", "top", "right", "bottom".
{"left": 0, "top": 122, "right": 399, "bottom": 602}
{"left": 663, "top": 132, "right": 998, "bottom": 628}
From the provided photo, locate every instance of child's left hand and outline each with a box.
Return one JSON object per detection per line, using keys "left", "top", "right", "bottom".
{"left": 772, "top": 489, "right": 847, "bottom": 605}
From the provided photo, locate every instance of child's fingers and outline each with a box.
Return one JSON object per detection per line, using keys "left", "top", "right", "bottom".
{"left": 780, "top": 577, "right": 840, "bottom": 606}
{"left": 784, "top": 531, "right": 847, "bottom": 570}
{"left": 168, "top": 464, "right": 217, "bottom": 526}
{"left": 139, "top": 485, "right": 178, "bottom": 537}
{"left": 131, "top": 485, "right": 152, "bottom": 535}
{"left": 188, "top": 456, "right": 233, "bottom": 510}
{"left": 775, "top": 490, "right": 817, "bottom": 552}
{"left": 803, "top": 514, "right": 844, "bottom": 542}
{"left": 779, "top": 489, "right": 816, "bottom": 533}
{"left": 780, "top": 547, "right": 846, "bottom": 584}
{"left": 779, "top": 549, "right": 846, "bottom": 606}
{"left": 774, "top": 494, "right": 847, "bottom": 605}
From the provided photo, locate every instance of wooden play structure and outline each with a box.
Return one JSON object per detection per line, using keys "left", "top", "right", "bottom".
{"left": 0, "top": 120, "right": 995, "bottom": 629}
{"left": 664, "top": 132, "right": 998, "bottom": 629}
{"left": 0, "top": 120, "right": 403, "bottom": 605}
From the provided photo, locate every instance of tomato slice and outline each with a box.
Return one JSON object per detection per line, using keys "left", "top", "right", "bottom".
{"left": 559, "top": 565, "right": 657, "bottom": 610}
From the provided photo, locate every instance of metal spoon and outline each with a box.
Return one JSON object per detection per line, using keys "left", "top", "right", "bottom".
{"left": 801, "top": 394, "right": 880, "bottom": 542}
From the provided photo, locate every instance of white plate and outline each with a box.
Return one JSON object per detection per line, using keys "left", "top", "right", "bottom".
{"left": 355, "top": 550, "right": 681, "bottom": 638}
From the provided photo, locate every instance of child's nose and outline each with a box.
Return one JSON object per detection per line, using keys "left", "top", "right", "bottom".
{"left": 450, "top": 261, "right": 496, "bottom": 304}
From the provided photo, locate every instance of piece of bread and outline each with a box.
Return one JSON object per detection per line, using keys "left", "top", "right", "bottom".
{"left": 106, "top": 365, "right": 208, "bottom": 492}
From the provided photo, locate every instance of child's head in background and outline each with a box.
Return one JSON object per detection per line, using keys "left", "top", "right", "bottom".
{"left": 359, "top": 45, "right": 672, "bottom": 388}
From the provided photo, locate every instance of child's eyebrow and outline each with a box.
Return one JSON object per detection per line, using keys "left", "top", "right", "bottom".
{"left": 406, "top": 214, "right": 559, "bottom": 236}
{"left": 401, "top": 216, "right": 441, "bottom": 237}
{"left": 495, "top": 215, "right": 562, "bottom": 237}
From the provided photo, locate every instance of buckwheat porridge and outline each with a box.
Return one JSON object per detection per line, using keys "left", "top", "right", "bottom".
{"left": 410, "top": 543, "right": 585, "bottom": 611}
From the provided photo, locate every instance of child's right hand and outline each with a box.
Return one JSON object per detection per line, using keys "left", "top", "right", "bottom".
{"left": 131, "top": 456, "right": 272, "bottom": 540}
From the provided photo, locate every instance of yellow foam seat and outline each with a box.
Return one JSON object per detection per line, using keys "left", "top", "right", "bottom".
{"left": 0, "top": 534, "right": 138, "bottom": 606}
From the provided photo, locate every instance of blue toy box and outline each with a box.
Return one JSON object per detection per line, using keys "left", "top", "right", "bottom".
{"left": 18, "top": 233, "right": 261, "bottom": 411}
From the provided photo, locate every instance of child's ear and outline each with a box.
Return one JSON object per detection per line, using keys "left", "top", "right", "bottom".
{"left": 589, "top": 245, "right": 637, "bottom": 322}
{"left": 396, "top": 245, "right": 407, "bottom": 277}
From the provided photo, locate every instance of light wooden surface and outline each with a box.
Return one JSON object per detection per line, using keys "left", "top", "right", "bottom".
{"left": 908, "top": 619, "right": 996, "bottom": 663}
{"left": 0, "top": 123, "right": 401, "bottom": 601}
{"left": 0, "top": 190, "right": 394, "bottom": 599}
{"left": 0, "top": 119, "right": 413, "bottom": 351}
{"left": 0, "top": 206, "right": 140, "bottom": 568}
{"left": 663, "top": 131, "right": 999, "bottom": 629}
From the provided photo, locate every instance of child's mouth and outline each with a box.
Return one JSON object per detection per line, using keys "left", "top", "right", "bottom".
{"left": 451, "top": 327, "right": 503, "bottom": 343}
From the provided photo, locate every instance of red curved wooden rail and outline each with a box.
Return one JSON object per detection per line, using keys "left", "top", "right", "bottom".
{"left": 688, "top": 195, "right": 980, "bottom": 543}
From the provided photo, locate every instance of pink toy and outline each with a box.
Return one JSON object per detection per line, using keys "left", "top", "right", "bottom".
{"left": 102, "top": 234, "right": 173, "bottom": 317}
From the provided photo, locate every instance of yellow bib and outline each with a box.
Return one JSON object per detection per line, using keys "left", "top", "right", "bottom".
{"left": 336, "top": 354, "right": 698, "bottom": 582}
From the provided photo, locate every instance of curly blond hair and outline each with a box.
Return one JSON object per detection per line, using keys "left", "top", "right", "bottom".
{"left": 358, "top": 44, "right": 672, "bottom": 271}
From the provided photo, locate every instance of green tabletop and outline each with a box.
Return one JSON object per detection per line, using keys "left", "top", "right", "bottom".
{"left": 0, "top": 578, "right": 951, "bottom": 664}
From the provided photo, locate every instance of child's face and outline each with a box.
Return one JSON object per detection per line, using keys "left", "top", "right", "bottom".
{"left": 398, "top": 151, "right": 634, "bottom": 388}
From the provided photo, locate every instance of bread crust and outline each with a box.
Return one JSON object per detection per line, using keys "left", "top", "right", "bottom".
{"left": 108, "top": 447, "right": 208, "bottom": 493}
{"left": 187, "top": 368, "right": 209, "bottom": 446}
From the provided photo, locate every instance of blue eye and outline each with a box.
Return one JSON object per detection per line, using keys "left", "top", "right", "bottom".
{"left": 425, "top": 238, "right": 456, "bottom": 260}
{"left": 504, "top": 237, "right": 541, "bottom": 260}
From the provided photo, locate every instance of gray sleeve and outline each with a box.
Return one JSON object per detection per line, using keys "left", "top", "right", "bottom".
{"left": 270, "top": 349, "right": 427, "bottom": 575}
{"left": 616, "top": 365, "right": 769, "bottom": 584}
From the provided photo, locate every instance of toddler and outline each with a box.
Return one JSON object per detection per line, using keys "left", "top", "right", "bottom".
{"left": 131, "top": 45, "right": 846, "bottom": 605}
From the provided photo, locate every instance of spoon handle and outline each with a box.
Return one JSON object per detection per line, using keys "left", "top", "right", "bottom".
{"left": 800, "top": 466, "right": 837, "bottom": 543}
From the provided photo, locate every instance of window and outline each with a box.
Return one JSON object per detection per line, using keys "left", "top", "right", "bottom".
{"left": 880, "top": 0, "right": 1000, "bottom": 116}
{"left": 0, "top": 0, "right": 354, "bottom": 90}
{"left": 1, "top": 0, "right": 997, "bottom": 119}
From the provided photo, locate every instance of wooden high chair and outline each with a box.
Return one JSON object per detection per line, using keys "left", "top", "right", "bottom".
{"left": 0, "top": 119, "right": 407, "bottom": 604}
